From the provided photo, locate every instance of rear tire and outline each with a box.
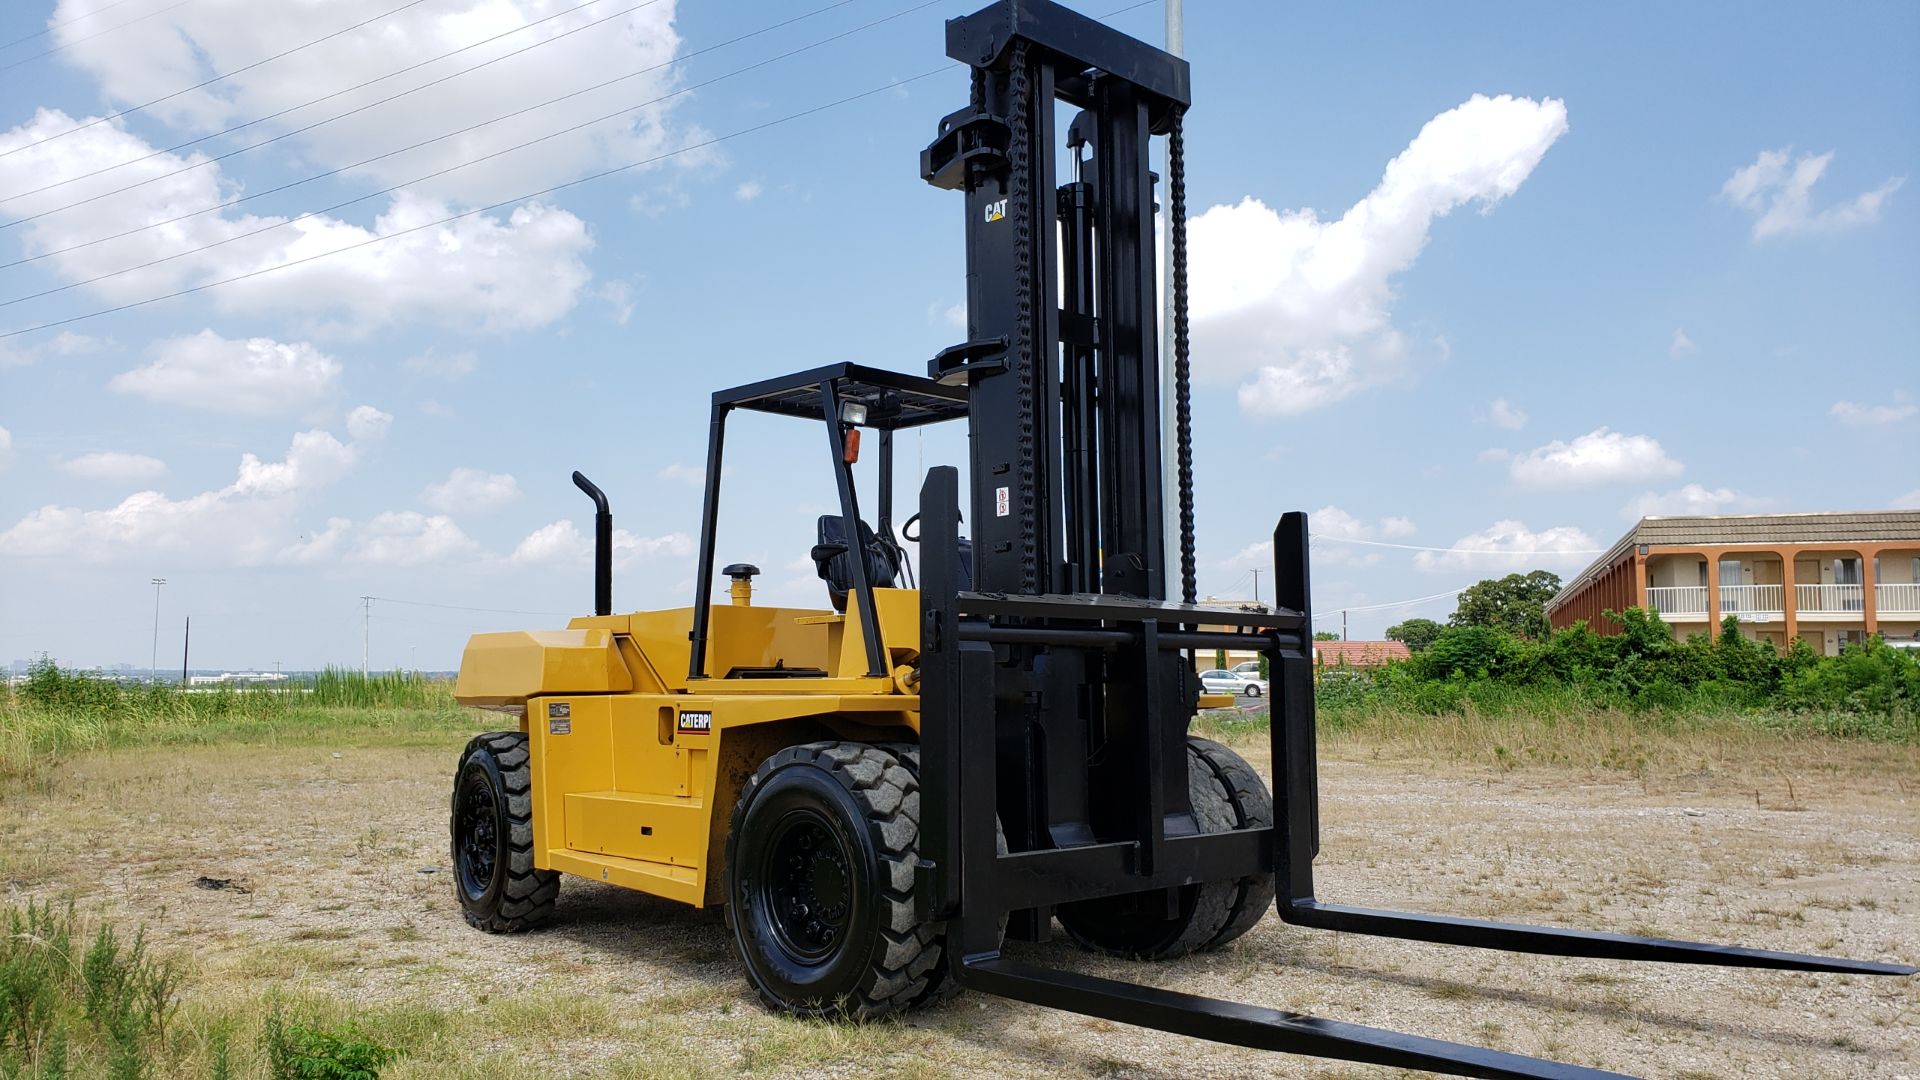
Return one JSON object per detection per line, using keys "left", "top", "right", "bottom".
{"left": 1055, "top": 738, "right": 1239, "bottom": 959}
{"left": 1187, "top": 737, "right": 1277, "bottom": 949}
{"left": 725, "top": 742, "right": 943, "bottom": 1019}
{"left": 451, "top": 731, "right": 559, "bottom": 933}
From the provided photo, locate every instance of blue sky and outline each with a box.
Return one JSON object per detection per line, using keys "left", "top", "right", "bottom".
{"left": 1, "top": 0, "right": 1915, "bottom": 671}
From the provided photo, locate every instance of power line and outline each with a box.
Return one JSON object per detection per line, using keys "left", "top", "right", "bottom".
{"left": 0, "top": 0, "right": 653, "bottom": 208}
{"left": 1, "top": 0, "right": 147, "bottom": 51}
{"left": 0, "top": 0, "right": 858, "bottom": 271}
{"left": 0, "top": 0, "right": 197, "bottom": 74}
{"left": 0, "top": 0, "right": 437, "bottom": 160}
{"left": 0, "top": 4, "right": 945, "bottom": 326}
{"left": 1311, "top": 585, "right": 1473, "bottom": 620}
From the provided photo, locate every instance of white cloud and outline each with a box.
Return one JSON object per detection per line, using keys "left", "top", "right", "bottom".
{"left": 1507, "top": 427, "right": 1683, "bottom": 490}
{"left": 1894, "top": 489, "right": 1920, "bottom": 510}
{"left": 1219, "top": 506, "right": 1417, "bottom": 572}
{"left": 345, "top": 404, "right": 393, "bottom": 441}
{"left": 403, "top": 349, "right": 478, "bottom": 379}
{"left": 735, "top": 180, "right": 763, "bottom": 202}
{"left": 0, "top": 423, "right": 367, "bottom": 563}
{"left": 352, "top": 511, "right": 480, "bottom": 566}
{"left": 1413, "top": 520, "right": 1600, "bottom": 573}
{"left": 107, "top": 331, "right": 340, "bottom": 415}
{"left": 0, "top": 112, "right": 595, "bottom": 334}
{"left": 926, "top": 301, "right": 966, "bottom": 329}
{"left": 56, "top": 451, "right": 167, "bottom": 483}
{"left": 597, "top": 280, "right": 635, "bottom": 325}
{"left": 658, "top": 462, "right": 705, "bottom": 485}
{"left": 1830, "top": 400, "right": 1916, "bottom": 427}
{"left": 1189, "top": 94, "right": 1568, "bottom": 416}
{"left": 511, "top": 519, "right": 691, "bottom": 569}
{"left": 0, "top": 332, "right": 103, "bottom": 369}
{"left": 1669, "top": 329, "right": 1696, "bottom": 358}
{"left": 1721, "top": 148, "right": 1903, "bottom": 240}
{"left": 421, "top": 467, "right": 520, "bottom": 513}
{"left": 1485, "top": 398, "right": 1527, "bottom": 430}
{"left": 47, "top": 0, "right": 691, "bottom": 206}
{"left": 1620, "top": 484, "right": 1773, "bottom": 521}
{"left": 0, "top": 426, "right": 12, "bottom": 469}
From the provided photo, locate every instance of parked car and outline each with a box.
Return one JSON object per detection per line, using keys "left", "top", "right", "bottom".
{"left": 1230, "top": 660, "right": 1262, "bottom": 676}
{"left": 1198, "top": 669, "right": 1266, "bottom": 698}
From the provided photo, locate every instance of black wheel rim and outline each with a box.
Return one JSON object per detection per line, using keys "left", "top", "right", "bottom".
{"left": 760, "top": 809, "right": 854, "bottom": 962}
{"left": 455, "top": 770, "right": 499, "bottom": 901}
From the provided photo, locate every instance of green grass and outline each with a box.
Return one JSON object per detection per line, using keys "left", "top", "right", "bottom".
{"left": 0, "top": 665, "right": 470, "bottom": 779}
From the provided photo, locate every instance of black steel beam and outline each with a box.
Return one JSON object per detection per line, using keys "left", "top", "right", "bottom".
{"left": 686, "top": 403, "right": 731, "bottom": 679}
{"left": 957, "top": 957, "right": 1632, "bottom": 1080}
{"left": 818, "top": 381, "right": 889, "bottom": 678}
{"left": 991, "top": 829, "right": 1265, "bottom": 911}
{"left": 955, "top": 590, "right": 1304, "bottom": 628}
{"left": 1285, "top": 902, "right": 1917, "bottom": 976}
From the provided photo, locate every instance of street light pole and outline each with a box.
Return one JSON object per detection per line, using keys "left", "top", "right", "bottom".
{"left": 149, "top": 578, "right": 166, "bottom": 683}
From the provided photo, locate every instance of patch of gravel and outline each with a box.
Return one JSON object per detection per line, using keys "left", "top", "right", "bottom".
{"left": 2, "top": 738, "right": 1913, "bottom": 1078}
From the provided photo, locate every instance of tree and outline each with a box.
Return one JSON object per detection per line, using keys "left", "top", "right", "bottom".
{"left": 1313, "top": 631, "right": 1341, "bottom": 641}
{"left": 1384, "top": 617, "right": 1443, "bottom": 652}
{"left": 1449, "top": 571, "right": 1562, "bottom": 639}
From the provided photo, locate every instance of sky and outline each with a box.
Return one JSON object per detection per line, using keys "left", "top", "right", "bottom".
{"left": 0, "top": 0, "right": 1915, "bottom": 672}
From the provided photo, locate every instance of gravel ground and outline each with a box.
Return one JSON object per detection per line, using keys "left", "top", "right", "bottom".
{"left": 1, "top": 732, "right": 1914, "bottom": 1079}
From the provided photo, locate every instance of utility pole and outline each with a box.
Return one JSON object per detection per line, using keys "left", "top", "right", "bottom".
{"left": 181, "top": 616, "right": 190, "bottom": 684}
{"left": 1342, "top": 610, "right": 1348, "bottom": 642}
{"left": 1251, "top": 568, "right": 1261, "bottom": 606}
{"left": 360, "top": 596, "right": 372, "bottom": 677}
{"left": 1158, "top": 0, "right": 1185, "bottom": 589}
{"left": 149, "top": 578, "right": 166, "bottom": 683}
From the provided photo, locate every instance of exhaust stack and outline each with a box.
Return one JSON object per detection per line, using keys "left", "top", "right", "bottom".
{"left": 571, "top": 471, "right": 612, "bottom": 617}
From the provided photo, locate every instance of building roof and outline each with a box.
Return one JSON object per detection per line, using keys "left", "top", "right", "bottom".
{"left": 1548, "top": 510, "right": 1920, "bottom": 612}
{"left": 1311, "top": 640, "right": 1410, "bottom": 666}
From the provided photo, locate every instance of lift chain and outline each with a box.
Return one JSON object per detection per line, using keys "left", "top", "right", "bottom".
{"left": 1169, "top": 106, "right": 1197, "bottom": 605}
{"left": 1008, "top": 40, "right": 1039, "bottom": 595}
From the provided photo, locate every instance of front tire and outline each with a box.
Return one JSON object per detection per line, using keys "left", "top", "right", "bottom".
{"left": 725, "top": 742, "right": 943, "bottom": 1020}
{"left": 451, "top": 731, "right": 559, "bottom": 933}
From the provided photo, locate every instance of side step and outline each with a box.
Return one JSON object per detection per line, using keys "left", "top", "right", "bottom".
{"left": 957, "top": 955, "right": 1631, "bottom": 1080}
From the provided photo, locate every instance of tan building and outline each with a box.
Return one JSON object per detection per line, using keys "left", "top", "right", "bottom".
{"left": 1547, "top": 511, "right": 1920, "bottom": 654}
{"left": 1193, "top": 598, "right": 1267, "bottom": 671}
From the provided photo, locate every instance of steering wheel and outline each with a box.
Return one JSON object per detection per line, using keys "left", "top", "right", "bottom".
{"left": 900, "top": 510, "right": 962, "bottom": 543}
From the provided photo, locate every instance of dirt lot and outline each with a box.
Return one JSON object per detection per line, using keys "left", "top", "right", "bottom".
{"left": 1, "top": 728, "right": 1914, "bottom": 1079}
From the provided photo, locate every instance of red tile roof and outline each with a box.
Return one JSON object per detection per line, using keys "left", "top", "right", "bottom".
{"left": 1312, "top": 640, "right": 1410, "bottom": 667}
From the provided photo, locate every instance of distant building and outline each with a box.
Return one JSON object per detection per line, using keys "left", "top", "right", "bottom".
{"left": 1193, "top": 598, "right": 1268, "bottom": 671}
{"left": 1547, "top": 511, "right": 1920, "bottom": 655}
{"left": 1312, "top": 640, "right": 1410, "bottom": 669}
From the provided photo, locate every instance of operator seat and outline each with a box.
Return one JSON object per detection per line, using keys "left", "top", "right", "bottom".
{"left": 811, "top": 516, "right": 901, "bottom": 612}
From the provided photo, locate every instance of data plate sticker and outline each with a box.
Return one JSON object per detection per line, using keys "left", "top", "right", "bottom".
{"left": 677, "top": 710, "right": 713, "bottom": 735}
{"left": 547, "top": 701, "right": 571, "bottom": 735}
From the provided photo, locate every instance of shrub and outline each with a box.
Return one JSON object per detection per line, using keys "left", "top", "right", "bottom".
{"left": 264, "top": 1005, "right": 398, "bottom": 1080}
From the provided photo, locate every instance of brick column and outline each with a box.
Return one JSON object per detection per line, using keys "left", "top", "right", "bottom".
{"left": 1705, "top": 556, "right": 1722, "bottom": 641}
{"left": 1778, "top": 547, "right": 1797, "bottom": 647}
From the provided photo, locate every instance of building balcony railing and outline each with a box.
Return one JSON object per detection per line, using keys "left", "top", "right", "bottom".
{"left": 1795, "top": 583, "right": 1864, "bottom": 615}
{"left": 1880, "top": 582, "right": 1920, "bottom": 615}
{"left": 1646, "top": 583, "right": 1916, "bottom": 621}
{"left": 1719, "top": 584, "right": 1782, "bottom": 615}
{"left": 1646, "top": 586, "right": 1707, "bottom": 618}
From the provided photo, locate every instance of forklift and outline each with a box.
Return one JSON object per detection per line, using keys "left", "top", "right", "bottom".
{"left": 448, "top": 2, "right": 1913, "bottom": 1075}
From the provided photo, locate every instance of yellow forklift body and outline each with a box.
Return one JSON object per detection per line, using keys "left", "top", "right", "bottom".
{"left": 453, "top": 588, "right": 925, "bottom": 907}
